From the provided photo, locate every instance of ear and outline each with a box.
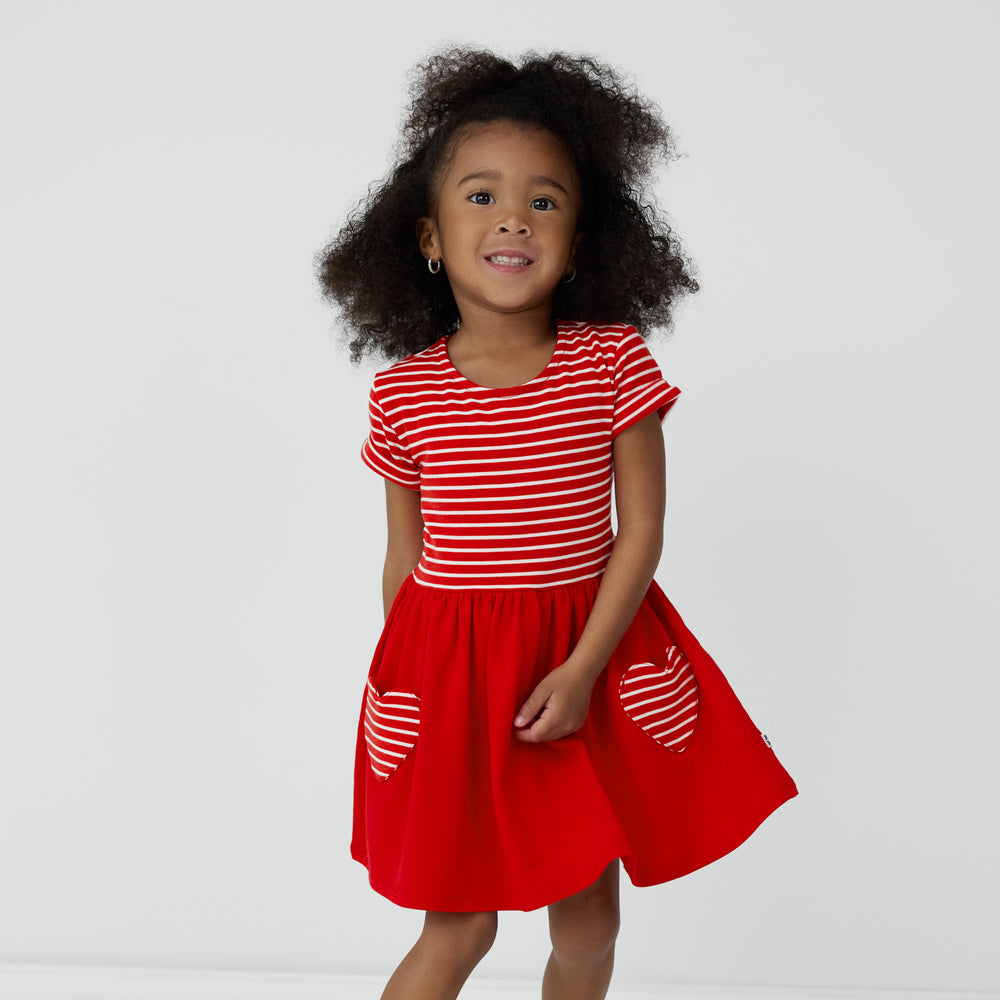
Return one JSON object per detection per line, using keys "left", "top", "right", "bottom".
{"left": 568, "top": 231, "right": 584, "bottom": 268}
{"left": 416, "top": 216, "right": 440, "bottom": 262}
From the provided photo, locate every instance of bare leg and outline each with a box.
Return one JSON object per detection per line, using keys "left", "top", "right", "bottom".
{"left": 380, "top": 910, "right": 498, "bottom": 1000}
{"left": 542, "top": 859, "right": 621, "bottom": 1000}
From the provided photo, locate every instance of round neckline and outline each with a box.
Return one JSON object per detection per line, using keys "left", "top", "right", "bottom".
{"left": 440, "top": 322, "right": 565, "bottom": 391}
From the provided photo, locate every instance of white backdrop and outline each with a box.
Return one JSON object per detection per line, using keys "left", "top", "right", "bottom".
{"left": 1, "top": 0, "right": 997, "bottom": 993}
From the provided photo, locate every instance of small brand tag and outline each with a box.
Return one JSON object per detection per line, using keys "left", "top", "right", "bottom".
{"left": 761, "top": 732, "right": 773, "bottom": 748}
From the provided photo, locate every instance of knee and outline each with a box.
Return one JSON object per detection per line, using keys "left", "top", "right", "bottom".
{"left": 549, "top": 885, "right": 620, "bottom": 964}
{"left": 422, "top": 910, "right": 498, "bottom": 967}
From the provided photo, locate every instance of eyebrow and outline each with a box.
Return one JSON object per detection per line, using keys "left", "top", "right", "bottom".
{"left": 456, "top": 169, "right": 571, "bottom": 197}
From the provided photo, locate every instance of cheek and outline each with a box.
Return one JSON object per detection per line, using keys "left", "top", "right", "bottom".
{"left": 434, "top": 211, "right": 470, "bottom": 249}
{"left": 558, "top": 222, "right": 582, "bottom": 253}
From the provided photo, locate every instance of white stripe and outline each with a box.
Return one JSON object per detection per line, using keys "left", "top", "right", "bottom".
{"left": 366, "top": 683, "right": 419, "bottom": 702}
{"left": 397, "top": 412, "right": 610, "bottom": 435}
{"left": 417, "top": 554, "right": 609, "bottom": 579}
{"left": 419, "top": 457, "right": 607, "bottom": 478}
{"left": 633, "top": 700, "right": 699, "bottom": 725}
{"left": 620, "top": 672, "right": 697, "bottom": 699}
{"left": 377, "top": 371, "right": 610, "bottom": 405}
{"left": 427, "top": 528, "right": 610, "bottom": 542}
{"left": 406, "top": 426, "right": 606, "bottom": 446}
{"left": 422, "top": 540, "right": 612, "bottom": 567}
{"left": 363, "top": 732, "right": 409, "bottom": 758}
{"left": 426, "top": 529, "right": 609, "bottom": 553}
{"left": 648, "top": 715, "right": 698, "bottom": 741}
{"left": 413, "top": 567, "right": 604, "bottom": 590}
{"left": 405, "top": 426, "right": 608, "bottom": 452}
{"left": 364, "top": 715, "right": 420, "bottom": 740}
{"left": 368, "top": 750, "right": 399, "bottom": 774}
{"left": 622, "top": 678, "right": 698, "bottom": 710}
{"left": 425, "top": 445, "right": 608, "bottom": 467}
{"left": 365, "top": 704, "right": 421, "bottom": 724}
{"left": 422, "top": 482, "right": 611, "bottom": 504}
{"left": 419, "top": 492, "right": 611, "bottom": 517}
{"left": 620, "top": 663, "right": 657, "bottom": 681}
{"left": 365, "top": 700, "right": 420, "bottom": 722}
{"left": 365, "top": 739, "right": 412, "bottom": 759}
{"left": 386, "top": 389, "right": 611, "bottom": 419}
{"left": 624, "top": 690, "right": 697, "bottom": 719}
{"left": 422, "top": 470, "right": 610, "bottom": 492}
{"left": 421, "top": 506, "right": 611, "bottom": 530}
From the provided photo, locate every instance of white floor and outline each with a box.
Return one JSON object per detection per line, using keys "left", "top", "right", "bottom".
{"left": 1, "top": 965, "right": 999, "bottom": 1000}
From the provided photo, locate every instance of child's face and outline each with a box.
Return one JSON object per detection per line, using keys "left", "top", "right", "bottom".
{"left": 417, "top": 121, "right": 582, "bottom": 327}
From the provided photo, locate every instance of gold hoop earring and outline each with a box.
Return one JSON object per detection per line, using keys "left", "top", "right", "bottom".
{"left": 562, "top": 267, "right": 576, "bottom": 284}
{"left": 427, "top": 258, "right": 442, "bottom": 274}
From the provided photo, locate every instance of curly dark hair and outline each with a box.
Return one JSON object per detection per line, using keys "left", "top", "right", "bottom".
{"left": 314, "top": 46, "right": 700, "bottom": 363}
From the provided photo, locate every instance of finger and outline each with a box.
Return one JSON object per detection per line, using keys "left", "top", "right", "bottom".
{"left": 514, "top": 685, "right": 550, "bottom": 728}
{"left": 515, "top": 716, "right": 555, "bottom": 742}
{"left": 515, "top": 713, "right": 564, "bottom": 743}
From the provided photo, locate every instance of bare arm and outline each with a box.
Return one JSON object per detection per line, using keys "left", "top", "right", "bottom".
{"left": 514, "top": 410, "right": 666, "bottom": 741}
{"left": 382, "top": 479, "right": 424, "bottom": 620}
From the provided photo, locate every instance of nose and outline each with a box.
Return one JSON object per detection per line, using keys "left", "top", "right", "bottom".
{"left": 495, "top": 213, "right": 531, "bottom": 236}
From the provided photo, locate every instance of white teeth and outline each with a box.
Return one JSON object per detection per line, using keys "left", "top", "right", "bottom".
{"left": 488, "top": 255, "right": 531, "bottom": 266}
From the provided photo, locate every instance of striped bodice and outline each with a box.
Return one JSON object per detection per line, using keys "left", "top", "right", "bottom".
{"left": 361, "top": 321, "right": 680, "bottom": 590}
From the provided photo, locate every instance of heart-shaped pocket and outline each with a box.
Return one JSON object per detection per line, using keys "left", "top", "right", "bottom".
{"left": 619, "top": 645, "right": 699, "bottom": 752}
{"left": 364, "top": 678, "right": 421, "bottom": 782}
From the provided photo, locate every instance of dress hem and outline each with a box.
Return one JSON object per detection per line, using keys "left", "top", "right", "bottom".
{"left": 627, "top": 778, "right": 799, "bottom": 887}
{"left": 350, "top": 778, "right": 798, "bottom": 912}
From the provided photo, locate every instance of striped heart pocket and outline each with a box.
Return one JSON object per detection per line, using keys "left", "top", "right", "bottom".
{"left": 619, "top": 645, "right": 699, "bottom": 753}
{"left": 364, "top": 679, "right": 420, "bottom": 782}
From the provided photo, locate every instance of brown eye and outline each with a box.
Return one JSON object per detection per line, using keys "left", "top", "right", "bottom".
{"left": 469, "top": 191, "right": 494, "bottom": 205}
{"left": 531, "top": 197, "right": 555, "bottom": 210}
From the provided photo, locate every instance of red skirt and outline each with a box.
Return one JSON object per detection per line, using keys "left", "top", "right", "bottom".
{"left": 351, "top": 574, "right": 798, "bottom": 912}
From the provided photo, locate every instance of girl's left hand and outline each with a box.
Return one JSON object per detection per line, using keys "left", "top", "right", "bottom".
{"left": 513, "top": 663, "right": 597, "bottom": 743}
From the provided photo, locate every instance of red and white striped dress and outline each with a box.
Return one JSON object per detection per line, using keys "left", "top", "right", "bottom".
{"left": 352, "top": 320, "right": 797, "bottom": 912}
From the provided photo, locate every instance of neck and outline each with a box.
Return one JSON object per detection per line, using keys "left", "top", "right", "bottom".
{"left": 453, "top": 303, "right": 556, "bottom": 350}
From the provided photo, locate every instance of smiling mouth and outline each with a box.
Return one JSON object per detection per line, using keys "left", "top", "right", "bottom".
{"left": 485, "top": 255, "right": 532, "bottom": 266}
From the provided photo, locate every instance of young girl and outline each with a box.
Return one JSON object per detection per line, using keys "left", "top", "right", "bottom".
{"left": 316, "top": 47, "right": 798, "bottom": 1000}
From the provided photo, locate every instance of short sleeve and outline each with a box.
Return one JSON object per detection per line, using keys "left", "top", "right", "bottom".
{"left": 360, "top": 384, "right": 421, "bottom": 491}
{"left": 611, "top": 328, "right": 682, "bottom": 439}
